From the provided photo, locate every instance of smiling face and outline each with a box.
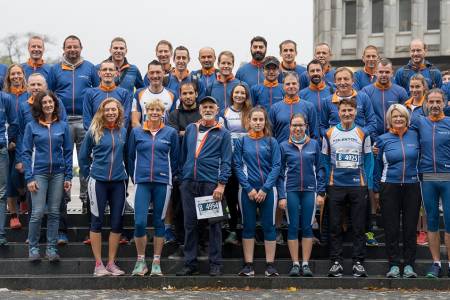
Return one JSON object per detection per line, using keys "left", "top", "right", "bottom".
{"left": 28, "top": 38, "right": 44, "bottom": 61}
{"left": 156, "top": 44, "right": 172, "bottom": 65}
{"left": 251, "top": 41, "right": 266, "bottom": 61}
{"left": 264, "top": 65, "right": 279, "bottom": 82}
{"left": 335, "top": 70, "right": 353, "bottom": 96}
{"left": 232, "top": 85, "right": 247, "bottom": 106}
{"left": 41, "top": 95, "right": 55, "bottom": 116}
{"left": 426, "top": 92, "right": 445, "bottom": 117}
{"left": 174, "top": 49, "right": 189, "bottom": 72}
{"left": 27, "top": 75, "right": 47, "bottom": 97}
{"left": 362, "top": 48, "right": 378, "bottom": 69}
{"left": 9, "top": 66, "right": 24, "bottom": 88}
{"left": 180, "top": 84, "right": 197, "bottom": 107}
{"left": 110, "top": 41, "right": 127, "bottom": 62}
{"left": 63, "top": 38, "right": 82, "bottom": 61}
{"left": 290, "top": 116, "right": 307, "bottom": 139}
{"left": 410, "top": 40, "right": 426, "bottom": 65}
{"left": 218, "top": 54, "right": 234, "bottom": 77}
{"left": 338, "top": 103, "right": 356, "bottom": 126}
{"left": 103, "top": 101, "right": 119, "bottom": 124}
{"left": 146, "top": 105, "right": 164, "bottom": 122}
{"left": 314, "top": 45, "right": 331, "bottom": 66}
{"left": 98, "top": 61, "right": 117, "bottom": 85}
{"left": 249, "top": 111, "right": 265, "bottom": 132}
{"left": 308, "top": 63, "right": 324, "bottom": 85}
{"left": 376, "top": 63, "right": 393, "bottom": 85}
{"left": 390, "top": 109, "right": 407, "bottom": 130}
{"left": 147, "top": 64, "right": 164, "bottom": 86}
{"left": 198, "top": 48, "right": 215, "bottom": 70}
{"left": 409, "top": 79, "right": 426, "bottom": 100}
{"left": 199, "top": 101, "right": 218, "bottom": 121}
{"left": 283, "top": 75, "right": 299, "bottom": 97}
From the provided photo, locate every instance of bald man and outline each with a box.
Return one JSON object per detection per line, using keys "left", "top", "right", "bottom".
{"left": 394, "top": 39, "right": 442, "bottom": 95}
{"left": 191, "top": 47, "right": 218, "bottom": 92}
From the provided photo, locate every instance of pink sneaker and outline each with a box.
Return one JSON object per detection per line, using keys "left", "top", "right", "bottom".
{"left": 94, "top": 264, "right": 111, "bottom": 277}
{"left": 106, "top": 262, "right": 125, "bottom": 276}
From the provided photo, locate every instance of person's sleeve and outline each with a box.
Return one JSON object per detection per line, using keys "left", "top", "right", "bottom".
{"left": 307, "top": 104, "right": 319, "bottom": 140}
{"left": 276, "top": 145, "right": 287, "bottom": 200}
{"left": 315, "top": 141, "right": 326, "bottom": 193}
{"left": 373, "top": 139, "right": 385, "bottom": 193}
{"left": 169, "top": 129, "right": 179, "bottom": 180}
{"left": 123, "top": 90, "right": 132, "bottom": 129}
{"left": 15, "top": 106, "right": 25, "bottom": 163}
{"left": 363, "top": 95, "right": 378, "bottom": 140}
{"left": 218, "top": 130, "right": 232, "bottom": 184}
{"left": 78, "top": 130, "right": 93, "bottom": 179}
{"left": 235, "top": 67, "right": 243, "bottom": 81}
{"left": 143, "top": 74, "right": 150, "bottom": 86}
{"left": 135, "top": 68, "right": 144, "bottom": 89}
{"left": 47, "top": 66, "right": 56, "bottom": 92}
{"left": 59, "top": 100, "right": 68, "bottom": 122}
{"left": 353, "top": 73, "right": 362, "bottom": 91}
{"left": 5, "top": 94, "right": 18, "bottom": 142}
{"left": 127, "top": 129, "right": 137, "bottom": 183}
{"left": 250, "top": 86, "right": 258, "bottom": 107}
{"left": 63, "top": 123, "right": 73, "bottom": 181}
{"left": 319, "top": 100, "right": 329, "bottom": 138}
{"left": 233, "top": 137, "right": 252, "bottom": 192}
{"left": 320, "top": 136, "right": 331, "bottom": 182}
{"left": 22, "top": 124, "right": 34, "bottom": 183}
{"left": 363, "top": 135, "right": 374, "bottom": 189}
{"left": 434, "top": 69, "right": 443, "bottom": 89}
{"left": 82, "top": 89, "right": 93, "bottom": 130}
{"left": 399, "top": 87, "right": 409, "bottom": 104}
{"left": 91, "top": 65, "right": 100, "bottom": 87}
{"left": 394, "top": 68, "right": 403, "bottom": 88}
{"left": 167, "top": 110, "right": 180, "bottom": 132}
{"left": 262, "top": 138, "right": 281, "bottom": 193}
{"left": 196, "top": 80, "right": 206, "bottom": 101}
{"left": 299, "top": 71, "right": 309, "bottom": 90}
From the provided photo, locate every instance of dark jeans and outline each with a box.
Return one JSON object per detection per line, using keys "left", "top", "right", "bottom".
{"left": 172, "top": 180, "right": 184, "bottom": 245}
{"left": 224, "top": 173, "right": 239, "bottom": 231}
{"left": 380, "top": 183, "right": 421, "bottom": 267}
{"left": 328, "top": 186, "right": 368, "bottom": 264}
{"left": 181, "top": 180, "right": 222, "bottom": 268}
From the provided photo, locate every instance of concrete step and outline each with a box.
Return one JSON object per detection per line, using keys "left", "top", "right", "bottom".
{"left": 0, "top": 274, "right": 450, "bottom": 290}
{"left": 0, "top": 242, "right": 435, "bottom": 260}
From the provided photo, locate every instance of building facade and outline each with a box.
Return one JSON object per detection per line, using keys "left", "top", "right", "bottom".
{"left": 314, "top": 0, "right": 450, "bottom": 68}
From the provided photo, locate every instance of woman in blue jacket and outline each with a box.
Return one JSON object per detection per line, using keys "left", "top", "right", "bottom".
{"left": 128, "top": 99, "right": 179, "bottom": 277}
{"left": 79, "top": 98, "right": 128, "bottom": 277}
{"left": 22, "top": 91, "right": 72, "bottom": 262}
{"left": 234, "top": 106, "right": 281, "bottom": 277}
{"left": 277, "top": 113, "right": 325, "bottom": 277}
{"left": 374, "top": 104, "right": 420, "bottom": 278}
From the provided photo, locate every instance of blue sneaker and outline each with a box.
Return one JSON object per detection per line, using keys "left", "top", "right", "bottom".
{"left": 57, "top": 233, "right": 68, "bottom": 245}
{"left": 46, "top": 247, "right": 60, "bottom": 263}
{"left": 164, "top": 227, "right": 176, "bottom": 244}
{"left": 426, "top": 263, "right": 441, "bottom": 278}
{"left": 28, "top": 247, "right": 41, "bottom": 262}
{"left": 403, "top": 265, "right": 417, "bottom": 278}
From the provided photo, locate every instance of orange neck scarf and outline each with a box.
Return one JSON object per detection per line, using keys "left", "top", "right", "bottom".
{"left": 202, "top": 67, "right": 216, "bottom": 76}
{"left": 27, "top": 58, "right": 44, "bottom": 68}
{"left": 309, "top": 81, "right": 326, "bottom": 91}
{"left": 99, "top": 83, "right": 116, "bottom": 92}
{"left": 284, "top": 95, "right": 300, "bottom": 105}
{"left": 263, "top": 79, "right": 278, "bottom": 88}
{"left": 429, "top": 112, "right": 445, "bottom": 122}
{"left": 248, "top": 129, "right": 264, "bottom": 139}
{"left": 389, "top": 127, "right": 407, "bottom": 137}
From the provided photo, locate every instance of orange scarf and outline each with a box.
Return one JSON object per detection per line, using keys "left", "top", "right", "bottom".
{"left": 248, "top": 129, "right": 264, "bottom": 139}
{"left": 404, "top": 96, "right": 425, "bottom": 109}
{"left": 263, "top": 80, "right": 278, "bottom": 88}
{"left": 10, "top": 86, "right": 26, "bottom": 96}
{"left": 99, "top": 83, "right": 116, "bottom": 92}
{"left": 309, "top": 81, "right": 326, "bottom": 91}
{"left": 364, "top": 66, "right": 376, "bottom": 76}
{"left": 429, "top": 112, "right": 445, "bottom": 122}
{"left": 27, "top": 58, "right": 44, "bottom": 68}
{"left": 331, "top": 90, "right": 358, "bottom": 103}
{"left": 374, "top": 81, "right": 392, "bottom": 90}
{"left": 217, "top": 73, "right": 234, "bottom": 83}
{"left": 389, "top": 127, "right": 407, "bottom": 137}
{"left": 27, "top": 96, "right": 34, "bottom": 105}
{"left": 202, "top": 67, "right": 216, "bottom": 76}
{"left": 281, "top": 61, "right": 297, "bottom": 71}
{"left": 251, "top": 59, "right": 264, "bottom": 68}
{"left": 284, "top": 95, "right": 300, "bottom": 105}
{"left": 143, "top": 120, "right": 165, "bottom": 132}
{"left": 173, "top": 69, "right": 190, "bottom": 81}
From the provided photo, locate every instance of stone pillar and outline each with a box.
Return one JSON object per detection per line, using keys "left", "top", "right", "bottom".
{"left": 411, "top": 0, "right": 425, "bottom": 39}
{"left": 317, "top": 0, "right": 332, "bottom": 45}
{"left": 356, "top": 0, "right": 370, "bottom": 57}
{"left": 330, "top": 0, "right": 343, "bottom": 60}
{"left": 440, "top": 0, "right": 450, "bottom": 54}
{"left": 384, "top": 0, "right": 397, "bottom": 58}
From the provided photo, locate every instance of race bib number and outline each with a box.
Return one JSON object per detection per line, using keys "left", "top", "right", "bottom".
{"left": 336, "top": 148, "right": 360, "bottom": 169}
{"left": 195, "top": 196, "right": 224, "bottom": 220}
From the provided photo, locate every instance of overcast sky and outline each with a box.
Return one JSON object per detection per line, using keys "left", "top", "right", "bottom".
{"left": 1, "top": 0, "right": 313, "bottom": 73}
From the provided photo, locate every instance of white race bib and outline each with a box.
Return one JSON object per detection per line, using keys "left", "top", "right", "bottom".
{"left": 335, "top": 148, "right": 360, "bottom": 169}
{"left": 195, "top": 196, "right": 223, "bottom": 220}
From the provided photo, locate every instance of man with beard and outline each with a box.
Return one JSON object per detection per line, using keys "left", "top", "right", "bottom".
{"left": 299, "top": 59, "right": 333, "bottom": 115}
{"left": 132, "top": 60, "right": 176, "bottom": 127}
{"left": 251, "top": 56, "right": 284, "bottom": 112}
{"left": 191, "top": 47, "right": 218, "bottom": 93}
{"left": 395, "top": 39, "right": 442, "bottom": 95}
{"left": 354, "top": 45, "right": 379, "bottom": 91}
{"left": 103, "top": 37, "right": 144, "bottom": 95}
{"left": 278, "top": 40, "right": 307, "bottom": 84}
{"left": 21, "top": 36, "right": 51, "bottom": 82}
{"left": 300, "top": 43, "right": 335, "bottom": 90}
{"left": 176, "top": 96, "right": 232, "bottom": 276}
{"left": 236, "top": 36, "right": 267, "bottom": 88}
{"left": 48, "top": 35, "right": 100, "bottom": 244}
{"left": 165, "top": 46, "right": 206, "bottom": 101}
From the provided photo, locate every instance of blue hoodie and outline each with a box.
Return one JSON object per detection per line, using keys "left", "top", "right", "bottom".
{"left": 209, "top": 75, "right": 250, "bottom": 111}
{"left": 374, "top": 129, "right": 419, "bottom": 192}
{"left": 236, "top": 61, "right": 265, "bottom": 88}
{"left": 300, "top": 67, "right": 336, "bottom": 91}
{"left": 48, "top": 59, "right": 100, "bottom": 116}
{"left": 191, "top": 68, "right": 218, "bottom": 93}
{"left": 0, "top": 91, "right": 18, "bottom": 146}
{"left": 410, "top": 115, "right": 450, "bottom": 174}
{"left": 299, "top": 82, "right": 333, "bottom": 114}
{"left": 79, "top": 127, "right": 128, "bottom": 181}
{"left": 128, "top": 123, "right": 179, "bottom": 185}
{"left": 233, "top": 135, "right": 281, "bottom": 193}
{"left": 96, "top": 58, "right": 144, "bottom": 94}
{"left": 251, "top": 81, "right": 284, "bottom": 112}
{"left": 180, "top": 122, "right": 232, "bottom": 184}
{"left": 269, "top": 96, "right": 319, "bottom": 143}
{"left": 278, "top": 64, "right": 307, "bottom": 85}
{"left": 0, "top": 64, "right": 7, "bottom": 91}
{"left": 21, "top": 61, "right": 51, "bottom": 82}
{"left": 277, "top": 137, "right": 325, "bottom": 199}
{"left": 361, "top": 83, "right": 409, "bottom": 137}
{"left": 82, "top": 85, "right": 132, "bottom": 130}
{"left": 394, "top": 60, "right": 442, "bottom": 94}
{"left": 320, "top": 90, "right": 377, "bottom": 139}
{"left": 353, "top": 69, "right": 377, "bottom": 91}
{"left": 15, "top": 94, "right": 67, "bottom": 164}
{"left": 22, "top": 119, "right": 73, "bottom": 183}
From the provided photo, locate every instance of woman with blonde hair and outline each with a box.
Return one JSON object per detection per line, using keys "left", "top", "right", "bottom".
{"left": 128, "top": 99, "right": 179, "bottom": 276}
{"left": 79, "top": 98, "right": 128, "bottom": 276}
{"left": 374, "top": 104, "right": 420, "bottom": 278}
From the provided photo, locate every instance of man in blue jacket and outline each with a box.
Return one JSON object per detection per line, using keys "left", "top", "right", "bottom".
{"left": 278, "top": 40, "right": 307, "bottom": 84}
{"left": 191, "top": 47, "right": 218, "bottom": 93}
{"left": 176, "top": 96, "right": 232, "bottom": 277}
{"left": 354, "top": 45, "right": 379, "bottom": 91}
{"left": 300, "top": 43, "right": 336, "bottom": 90}
{"left": 251, "top": 56, "right": 284, "bottom": 112}
{"left": 21, "top": 36, "right": 51, "bottom": 82}
{"left": 394, "top": 39, "right": 442, "bottom": 95}
{"left": 236, "top": 36, "right": 267, "bottom": 88}
{"left": 48, "top": 35, "right": 100, "bottom": 242}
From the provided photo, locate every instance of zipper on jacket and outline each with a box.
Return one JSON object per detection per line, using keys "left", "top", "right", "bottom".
{"left": 48, "top": 125, "right": 53, "bottom": 174}
{"left": 72, "top": 69, "right": 75, "bottom": 115}
{"left": 399, "top": 135, "right": 406, "bottom": 184}
{"left": 432, "top": 124, "right": 437, "bottom": 173}
{"left": 316, "top": 91, "right": 321, "bottom": 112}
{"left": 382, "top": 90, "right": 386, "bottom": 132}
{"left": 150, "top": 133, "right": 156, "bottom": 182}
{"left": 298, "top": 146, "right": 304, "bottom": 191}
{"left": 109, "top": 129, "right": 115, "bottom": 181}
{"left": 269, "top": 87, "right": 273, "bottom": 107}
{"left": 255, "top": 140, "right": 265, "bottom": 185}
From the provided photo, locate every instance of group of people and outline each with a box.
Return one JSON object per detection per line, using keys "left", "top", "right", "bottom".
{"left": 1, "top": 33, "right": 450, "bottom": 279}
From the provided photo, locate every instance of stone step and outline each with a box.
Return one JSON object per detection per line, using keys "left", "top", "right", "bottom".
{"left": 0, "top": 242, "right": 435, "bottom": 260}
{"left": 0, "top": 274, "right": 450, "bottom": 290}
{"left": 0, "top": 258, "right": 441, "bottom": 276}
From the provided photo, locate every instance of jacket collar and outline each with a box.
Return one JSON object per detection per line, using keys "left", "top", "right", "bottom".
{"left": 217, "top": 73, "right": 234, "bottom": 83}
{"left": 309, "top": 81, "right": 326, "bottom": 91}
{"left": 27, "top": 58, "right": 45, "bottom": 68}
{"left": 374, "top": 81, "right": 392, "bottom": 90}
{"left": 250, "top": 59, "right": 264, "bottom": 68}
{"left": 263, "top": 80, "right": 278, "bottom": 88}
{"left": 99, "top": 83, "right": 116, "bottom": 92}
{"left": 142, "top": 120, "right": 164, "bottom": 132}
{"left": 284, "top": 95, "right": 300, "bottom": 105}
{"left": 429, "top": 112, "right": 445, "bottom": 122}
{"left": 201, "top": 67, "right": 216, "bottom": 76}
{"left": 248, "top": 130, "right": 264, "bottom": 139}
{"left": 331, "top": 90, "right": 358, "bottom": 103}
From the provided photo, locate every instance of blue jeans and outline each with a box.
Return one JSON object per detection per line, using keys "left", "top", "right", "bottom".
{"left": 422, "top": 180, "right": 450, "bottom": 233}
{"left": 286, "top": 191, "right": 316, "bottom": 240}
{"left": 0, "top": 148, "right": 8, "bottom": 237}
{"left": 28, "top": 173, "right": 64, "bottom": 249}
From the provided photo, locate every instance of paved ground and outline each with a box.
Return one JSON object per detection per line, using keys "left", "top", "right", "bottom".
{"left": 2, "top": 288, "right": 450, "bottom": 299}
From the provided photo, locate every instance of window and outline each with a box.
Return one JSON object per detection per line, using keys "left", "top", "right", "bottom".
{"left": 399, "top": 0, "right": 411, "bottom": 32}
{"left": 427, "top": 0, "right": 440, "bottom": 30}
{"left": 345, "top": 0, "right": 356, "bottom": 35}
{"left": 372, "top": 0, "right": 384, "bottom": 33}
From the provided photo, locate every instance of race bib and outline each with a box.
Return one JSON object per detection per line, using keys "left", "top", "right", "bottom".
{"left": 335, "top": 148, "right": 360, "bottom": 169}
{"left": 195, "top": 196, "right": 224, "bottom": 220}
